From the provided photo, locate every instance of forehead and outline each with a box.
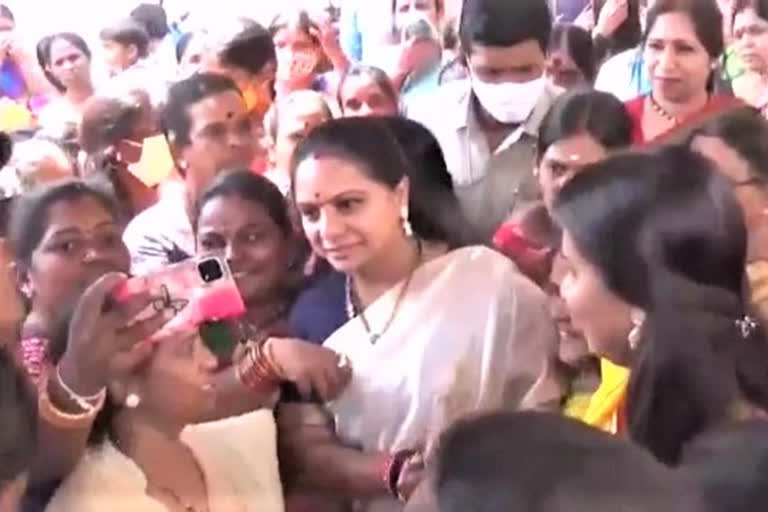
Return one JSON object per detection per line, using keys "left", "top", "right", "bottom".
{"left": 273, "top": 26, "right": 313, "bottom": 44}
{"left": 280, "top": 109, "right": 329, "bottom": 136}
{"left": 294, "top": 155, "right": 376, "bottom": 200}
{"left": 43, "top": 196, "right": 114, "bottom": 231}
{"left": 468, "top": 40, "right": 546, "bottom": 66}
{"left": 734, "top": 8, "right": 768, "bottom": 27}
{"left": 395, "top": 0, "right": 433, "bottom": 9}
{"left": 50, "top": 38, "right": 82, "bottom": 60}
{"left": 543, "top": 134, "right": 608, "bottom": 162}
{"left": 187, "top": 90, "right": 247, "bottom": 127}
{"left": 198, "top": 194, "right": 273, "bottom": 228}
{"left": 341, "top": 74, "right": 384, "bottom": 98}
{"left": 647, "top": 12, "right": 700, "bottom": 42}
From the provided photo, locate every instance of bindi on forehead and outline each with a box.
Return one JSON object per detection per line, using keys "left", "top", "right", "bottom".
{"left": 226, "top": 110, "right": 235, "bottom": 120}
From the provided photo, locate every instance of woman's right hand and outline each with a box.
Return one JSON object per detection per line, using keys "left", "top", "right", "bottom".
{"left": 57, "top": 272, "right": 174, "bottom": 397}
{"left": 265, "top": 337, "right": 353, "bottom": 402}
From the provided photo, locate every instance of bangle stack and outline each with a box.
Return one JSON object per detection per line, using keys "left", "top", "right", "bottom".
{"left": 235, "top": 341, "right": 281, "bottom": 392}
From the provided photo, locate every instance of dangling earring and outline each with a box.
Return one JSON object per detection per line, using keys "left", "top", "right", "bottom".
{"left": 125, "top": 392, "right": 141, "bottom": 409}
{"left": 628, "top": 308, "right": 645, "bottom": 350}
{"left": 401, "top": 206, "right": 413, "bottom": 237}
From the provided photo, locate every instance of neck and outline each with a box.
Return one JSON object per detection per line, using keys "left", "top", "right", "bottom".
{"left": 112, "top": 408, "right": 185, "bottom": 471}
{"left": 23, "top": 308, "right": 54, "bottom": 338}
{"left": 65, "top": 82, "right": 93, "bottom": 105}
{"left": 351, "top": 235, "right": 419, "bottom": 304}
{"left": 653, "top": 88, "right": 709, "bottom": 120}
{"left": 245, "top": 296, "right": 287, "bottom": 327}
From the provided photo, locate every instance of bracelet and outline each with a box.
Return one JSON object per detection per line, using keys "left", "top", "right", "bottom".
{"left": 235, "top": 342, "right": 281, "bottom": 392}
{"left": 55, "top": 365, "right": 107, "bottom": 414}
{"left": 38, "top": 376, "right": 103, "bottom": 429}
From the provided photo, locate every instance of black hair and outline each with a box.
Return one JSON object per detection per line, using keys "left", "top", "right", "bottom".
{"left": 79, "top": 95, "right": 142, "bottom": 154}
{"left": 219, "top": 22, "right": 276, "bottom": 76}
{"left": 644, "top": 0, "right": 724, "bottom": 59}
{"left": 100, "top": 19, "right": 150, "bottom": 59}
{"left": 379, "top": 116, "right": 479, "bottom": 247}
{"left": 130, "top": 2, "right": 169, "bottom": 40}
{"left": 8, "top": 180, "right": 121, "bottom": 269}
{"left": 290, "top": 117, "right": 466, "bottom": 248}
{"left": 537, "top": 90, "right": 633, "bottom": 160}
{"left": 554, "top": 146, "right": 768, "bottom": 465}
{"left": 682, "top": 421, "right": 768, "bottom": 512}
{"left": 195, "top": 169, "right": 293, "bottom": 237}
{"left": 337, "top": 64, "right": 399, "bottom": 113}
{"left": 459, "top": 0, "right": 552, "bottom": 55}
{"left": 0, "top": 4, "right": 13, "bottom": 23}
{"left": 548, "top": 23, "right": 596, "bottom": 84}
{"left": 592, "top": 0, "right": 642, "bottom": 60}
{"left": 435, "top": 411, "right": 707, "bottom": 512}
{"left": 0, "top": 348, "right": 36, "bottom": 488}
{"left": 175, "top": 31, "right": 195, "bottom": 64}
{"left": 162, "top": 73, "right": 241, "bottom": 148}
{"left": 691, "top": 106, "right": 768, "bottom": 180}
{"left": 36, "top": 32, "right": 92, "bottom": 92}
{"left": 0, "top": 131, "right": 11, "bottom": 168}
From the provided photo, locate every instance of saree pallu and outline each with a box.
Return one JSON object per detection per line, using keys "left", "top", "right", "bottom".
{"left": 45, "top": 411, "right": 284, "bottom": 512}
{"left": 625, "top": 94, "right": 745, "bottom": 146}
{"left": 324, "top": 246, "right": 558, "bottom": 510}
{"left": 581, "top": 359, "right": 630, "bottom": 435}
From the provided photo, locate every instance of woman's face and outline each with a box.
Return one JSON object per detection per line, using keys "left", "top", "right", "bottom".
{"left": 538, "top": 133, "right": 608, "bottom": 212}
{"left": 644, "top": 12, "right": 713, "bottom": 104}
{"left": 545, "top": 50, "right": 587, "bottom": 90}
{"left": 26, "top": 196, "right": 130, "bottom": 317}
{"left": 549, "top": 252, "right": 591, "bottom": 367}
{"left": 733, "top": 8, "right": 768, "bottom": 73}
{"left": 692, "top": 134, "right": 767, "bottom": 225}
{"left": 339, "top": 74, "right": 398, "bottom": 117}
{"left": 134, "top": 330, "right": 217, "bottom": 424}
{"left": 560, "top": 231, "right": 634, "bottom": 365}
{"left": 48, "top": 37, "right": 91, "bottom": 90}
{"left": 197, "top": 194, "right": 291, "bottom": 305}
{"left": 273, "top": 26, "right": 320, "bottom": 84}
{"left": 294, "top": 155, "right": 407, "bottom": 274}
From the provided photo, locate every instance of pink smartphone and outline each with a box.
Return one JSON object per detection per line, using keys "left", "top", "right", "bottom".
{"left": 113, "top": 256, "right": 246, "bottom": 335}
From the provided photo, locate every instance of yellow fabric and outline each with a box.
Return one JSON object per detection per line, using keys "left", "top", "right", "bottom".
{"left": 563, "top": 391, "right": 593, "bottom": 420}
{"left": 0, "top": 99, "right": 33, "bottom": 132}
{"left": 581, "top": 359, "right": 630, "bottom": 434}
{"left": 746, "top": 260, "right": 768, "bottom": 306}
{"left": 128, "top": 135, "right": 176, "bottom": 187}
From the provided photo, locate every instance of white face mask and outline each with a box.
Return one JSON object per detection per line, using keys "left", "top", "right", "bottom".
{"left": 470, "top": 74, "right": 546, "bottom": 124}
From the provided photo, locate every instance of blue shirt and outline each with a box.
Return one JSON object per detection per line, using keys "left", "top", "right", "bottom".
{"left": 289, "top": 270, "right": 347, "bottom": 345}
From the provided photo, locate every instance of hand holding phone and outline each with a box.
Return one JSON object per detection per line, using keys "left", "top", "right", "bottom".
{"left": 113, "top": 256, "right": 246, "bottom": 340}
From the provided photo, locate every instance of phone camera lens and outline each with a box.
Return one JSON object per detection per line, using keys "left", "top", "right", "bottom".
{"left": 198, "top": 259, "right": 224, "bottom": 283}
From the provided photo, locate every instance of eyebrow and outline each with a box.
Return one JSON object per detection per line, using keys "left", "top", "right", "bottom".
{"left": 47, "top": 221, "right": 117, "bottom": 239}
{"left": 296, "top": 189, "right": 367, "bottom": 208}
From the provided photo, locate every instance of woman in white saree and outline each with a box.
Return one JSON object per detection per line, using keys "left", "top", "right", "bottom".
{"left": 279, "top": 117, "right": 559, "bottom": 510}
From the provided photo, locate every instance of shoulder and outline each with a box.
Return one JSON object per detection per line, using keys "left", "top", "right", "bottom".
{"left": 46, "top": 443, "right": 152, "bottom": 512}
{"left": 289, "top": 271, "right": 347, "bottom": 343}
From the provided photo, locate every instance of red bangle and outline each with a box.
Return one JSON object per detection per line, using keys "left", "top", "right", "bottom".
{"left": 236, "top": 343, "right": 280, "bottom": 392}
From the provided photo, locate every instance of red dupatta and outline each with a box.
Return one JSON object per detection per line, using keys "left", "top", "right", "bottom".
{"left": 625, "top": 94, "right": 746, "bottom": 146}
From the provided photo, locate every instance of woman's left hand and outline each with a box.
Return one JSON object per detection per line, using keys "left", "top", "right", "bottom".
{"left": 593, "top": 0, "right": 629, "bottom": 38}
{"left": 265, "top": 337, "right": 353, "bottom": 401}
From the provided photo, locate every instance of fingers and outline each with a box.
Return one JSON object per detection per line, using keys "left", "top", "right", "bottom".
{"left": 70, "top": 272, "right": 128, "bottom": 333}
{"left": 114, "top": 308, "right": 174, "bottom": 351}
{"left": 111, "top": 340, "right": 155, "bottom": 376}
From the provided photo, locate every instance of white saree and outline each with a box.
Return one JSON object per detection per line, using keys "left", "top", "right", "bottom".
{"left": 324, "top": 246, "right": 558, "bottom": 509}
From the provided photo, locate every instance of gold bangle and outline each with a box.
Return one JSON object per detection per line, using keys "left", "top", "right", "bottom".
{"left": 38, "top": 377, "right": 103, "bottom": 429}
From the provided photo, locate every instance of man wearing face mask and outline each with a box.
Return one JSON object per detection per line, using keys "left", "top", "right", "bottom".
{"left": 409, "top": 0, "right": 560, "bottom": 240}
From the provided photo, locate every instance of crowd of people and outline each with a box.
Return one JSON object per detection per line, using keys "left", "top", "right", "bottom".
{"left": 0, "top": 0, "right": 768, "bottom": 510}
